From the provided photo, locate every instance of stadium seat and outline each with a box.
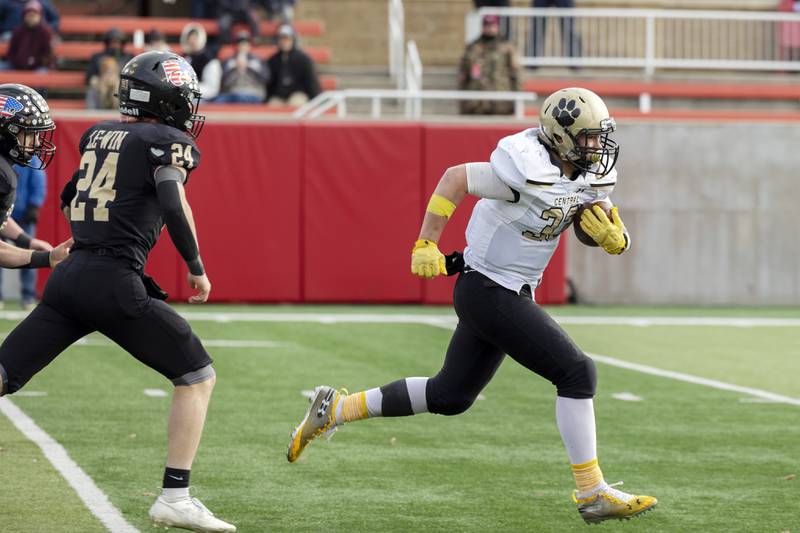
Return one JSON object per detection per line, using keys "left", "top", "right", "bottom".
{"left": 0, "top": 42, "right": 332, "bottom": 64}
{"left": 0, "top": 71, "right": 85, "bottom": 88}
{"left": 58, "top": 16, "right": 325, "bottom": 38}
{"left": 8, "top": 72, "right": 334, "bottom": 90}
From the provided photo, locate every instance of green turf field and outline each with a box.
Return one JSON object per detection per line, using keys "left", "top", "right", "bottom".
{"left": 1, "top": 305, "right": 798, "bottom": 532}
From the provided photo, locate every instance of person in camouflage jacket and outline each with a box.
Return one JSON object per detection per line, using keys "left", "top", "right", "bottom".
{"left": 459, "top": 14, "right": 520, "bottom": 115}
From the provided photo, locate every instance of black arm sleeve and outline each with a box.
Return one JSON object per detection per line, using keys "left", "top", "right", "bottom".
{"left": 155, "top": 180, "right": 204, "bottom": 276}
{"left": 60, "top": 170, "right": 79, "bottom": 210}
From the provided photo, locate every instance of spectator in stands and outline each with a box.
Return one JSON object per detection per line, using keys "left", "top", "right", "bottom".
{"left": 266, "top": 24, "right": 321, "bottom": 106}
{"left": 218, "top": 0, "right": 260, "bottom": 44}
{"left": 181, "top": 23, "right": 222, "bottom": 100}
{"left": 0, "top": 0, "right": 58, "bottom": 41}
{"left": 144, "top": 28, "right": 171, "bottom": 52}
{"left": 458, "top": 14, "right": 519, "bottom": 115}
{"left": 88, "top": 55, "right": 121, "bottom": 109}
{"left": 528, "top": 0, "right": 581, "bottom": 62}
{"left": 191, "top": 0, "right": 217, "bottom": 19}
{"left": 473, "top": 0, "right": 510, "bottom": 41}
{"left": 0, "top": 155, "right": 46, "bottom": 310}
{"left": 216, "top": 31, "right": 269, "bottom": 103}
{"left": 257, "top": 0, "right": 295, "bottom": 24}
{"left": 85, "top": 28, "right": 132, "bottom": 109}
{"left": 5, "top": 1, "right": 53, "bottom": 71}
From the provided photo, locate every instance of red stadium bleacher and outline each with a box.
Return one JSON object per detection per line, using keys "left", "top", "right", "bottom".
{"left": 0, "top": 71, "right": 85, "bottom": 89}
{"left": 0, "top": 71, "right": 336, "bottom": 91}
{"left": 58, "top": 16, "right": 325, "bottom": 38}
{"left": 0, "top": 42, "right": 331, "bottom": 64}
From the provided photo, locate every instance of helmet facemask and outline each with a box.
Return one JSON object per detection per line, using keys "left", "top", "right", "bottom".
{"left": 564, "top": 117, "right": 618, "bottom": 177}
{"left": 4, "top": 122, "right": 56, "bottom": 170}
{"left": 187, "top": 91, "right": 204, "bottom": 139}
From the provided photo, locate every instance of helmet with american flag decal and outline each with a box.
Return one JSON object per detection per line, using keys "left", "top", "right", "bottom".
{"left": 0, "top": 84, "right": 55, "bottom": 170}
{"left": 117, "top": 51, "right": 205, "bottom": 138}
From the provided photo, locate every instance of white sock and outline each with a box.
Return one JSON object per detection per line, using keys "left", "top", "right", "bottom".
{"left": 555, "top": 396, "right": 598, "bottom": 465}
{"left": 405, "top": 377, "right": 429, "bottom": 414}
{"left": 161, "top": 487, "right": 190, "bottom": 502}
{"left": 364, "top": 387, "right": 382, "bottom": 417}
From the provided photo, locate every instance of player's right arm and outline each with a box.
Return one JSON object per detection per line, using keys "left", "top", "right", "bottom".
{"left": 412, "top": 161, "right": 519, "bottom": 279}
{"left": 153, "top": 165, "right": 210, "bottom": 304}
{"left": 411, "top": 165, "right": 468, "bottom": 279}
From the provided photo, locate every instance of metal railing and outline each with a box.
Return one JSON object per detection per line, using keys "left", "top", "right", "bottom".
{"left": 404, "top": 40, "right": 423, "bottom": 116}
{"left": 466, "top": 7, "right": 800, "bottom": 76}
{"left": 292, "top": 89, "right": 536, "bottom": 120}
{"left": 389, "top": 0, "right": 405, "bottom": 88}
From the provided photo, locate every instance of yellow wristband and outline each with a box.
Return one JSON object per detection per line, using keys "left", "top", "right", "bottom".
{"left": 426, "top": 194, "right": 456, "bottom": 219}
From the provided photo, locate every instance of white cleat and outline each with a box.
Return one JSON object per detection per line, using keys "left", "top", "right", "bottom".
{"left": 149, "top": 496, "right": 236, "bottom": 532}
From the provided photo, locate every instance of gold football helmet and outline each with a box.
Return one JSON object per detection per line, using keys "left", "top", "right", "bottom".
{"left": 538, "top": 87, "right": 618, "bottom": 176}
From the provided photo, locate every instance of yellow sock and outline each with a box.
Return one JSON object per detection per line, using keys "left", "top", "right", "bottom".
{"left": 338, "top": 391, "right": 369, "bottom": 424}
{"left": 571, "top": 458, "right": 604, "bottom": 494}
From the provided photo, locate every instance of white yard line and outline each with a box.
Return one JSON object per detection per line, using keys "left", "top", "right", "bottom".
{"left": 2, "top": 309, "right": 800, "bottom": 327}
{"left": 586, "top": 352, "right": 800, "bottom": 407}
{"left": 0, "top": 398, "right": 139, "bottom": 533}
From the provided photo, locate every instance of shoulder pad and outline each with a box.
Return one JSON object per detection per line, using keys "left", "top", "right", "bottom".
{"left": 588, "top": 167, "right": 618, "bottom": 189}
{"left": 490, "top": 128, "right": 559, "bottom": 188}
{"left": 146, "top": 124, "right": 201, "bottom": 172}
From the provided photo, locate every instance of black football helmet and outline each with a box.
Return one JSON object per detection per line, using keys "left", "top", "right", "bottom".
{"left": 117, "top": 51, "right": 205, "bottom": 138}
{"left": 0, "top": 84, "right": 55, "bottom": 170}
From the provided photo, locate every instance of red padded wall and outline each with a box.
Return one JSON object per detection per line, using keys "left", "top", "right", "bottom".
{"left": 303, "top": 123, "right": 423, "bottom": 302}
{"left": 32, "top": 119, "right": 566, "bottom": 304}
{"left": 178, "top": 122, "right": 302, "bottom": 302}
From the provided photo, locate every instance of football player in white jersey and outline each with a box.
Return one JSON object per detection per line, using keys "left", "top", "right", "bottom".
{"left": 287, "top": 88, "right": 656, "bottom": 524}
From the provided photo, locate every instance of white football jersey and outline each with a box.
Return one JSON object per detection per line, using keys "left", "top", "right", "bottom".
{"left": 463, "top": 127, "right": 618, "bottom": 297}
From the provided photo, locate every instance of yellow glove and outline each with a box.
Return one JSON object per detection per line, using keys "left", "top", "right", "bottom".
{"left": 579, "top": 205, "right": 628, "bottom": 255}
{"left": 411, "top": 239, "right": 447, "bottom": 279}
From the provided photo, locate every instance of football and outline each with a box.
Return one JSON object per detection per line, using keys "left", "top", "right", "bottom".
{"left": 573, "top": 198, "right": 614, "bottom": 247}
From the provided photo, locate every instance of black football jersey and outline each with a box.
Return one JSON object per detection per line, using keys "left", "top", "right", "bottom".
{"left": 69, "top": 120, "right": 201, "bottom": 270}
{"left": 0, "top": 155, "right": 17, "bottom": 229}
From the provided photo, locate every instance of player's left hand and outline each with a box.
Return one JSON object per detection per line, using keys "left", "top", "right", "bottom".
{"left": 30, "top": 238, "right": 53, "bottom": 252}
{"left": 579, "top": 205, "right": 628, "bottom": 255}
{"left": 49, "top": 238, "right": 73, "bottom": 267}
{"left": 187, "top": 272, "right": 211, "bottom": 304}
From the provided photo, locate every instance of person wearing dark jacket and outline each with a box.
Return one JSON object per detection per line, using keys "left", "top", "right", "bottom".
{"left": 6, "top": 1, "right": 52, "bottom": 71}
{"left": 85, "top": 28, "right": 132, "bottom": 109}
{"left": 266, "top": 24, "right": 321, "bottom": 106}
{"left": 217, "top": 0, "right": 259, "bottom": 44}
{"left": 0, "top": 0, "right": 58, "bottom": 41}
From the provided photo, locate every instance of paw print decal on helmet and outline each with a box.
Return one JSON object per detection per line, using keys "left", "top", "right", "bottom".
{"left": 552, "top": 97, "right": 581, "bottom": 127}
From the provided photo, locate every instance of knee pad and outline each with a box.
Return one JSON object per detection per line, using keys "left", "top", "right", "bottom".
{"left": 429, "top": 396, "right": 475, "bottom": 416}
{"left": 171, "top": 365, "right": 216, "bottom": 387}
{"left": 426, "top": 373, "right": 479, "bottom": 416}
{"left": 556, "top": 356, "right": 597, "bottom": 399}
{"left": 427, "top": 383, "right": 475, "bottom": 416}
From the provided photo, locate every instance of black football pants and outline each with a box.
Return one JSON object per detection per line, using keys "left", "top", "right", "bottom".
{"left": 426, "top": 269, "right": 596, "bottom": 416}
{"left": 0, "top": 250, "right": 212, "bottom": 395}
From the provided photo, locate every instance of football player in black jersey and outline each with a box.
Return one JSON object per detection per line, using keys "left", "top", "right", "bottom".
{"left": 0, "top": 53, "right": 235, "bottom": 532}
{"left": 0, "top": 84, "right": 72, "bottom": 269}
